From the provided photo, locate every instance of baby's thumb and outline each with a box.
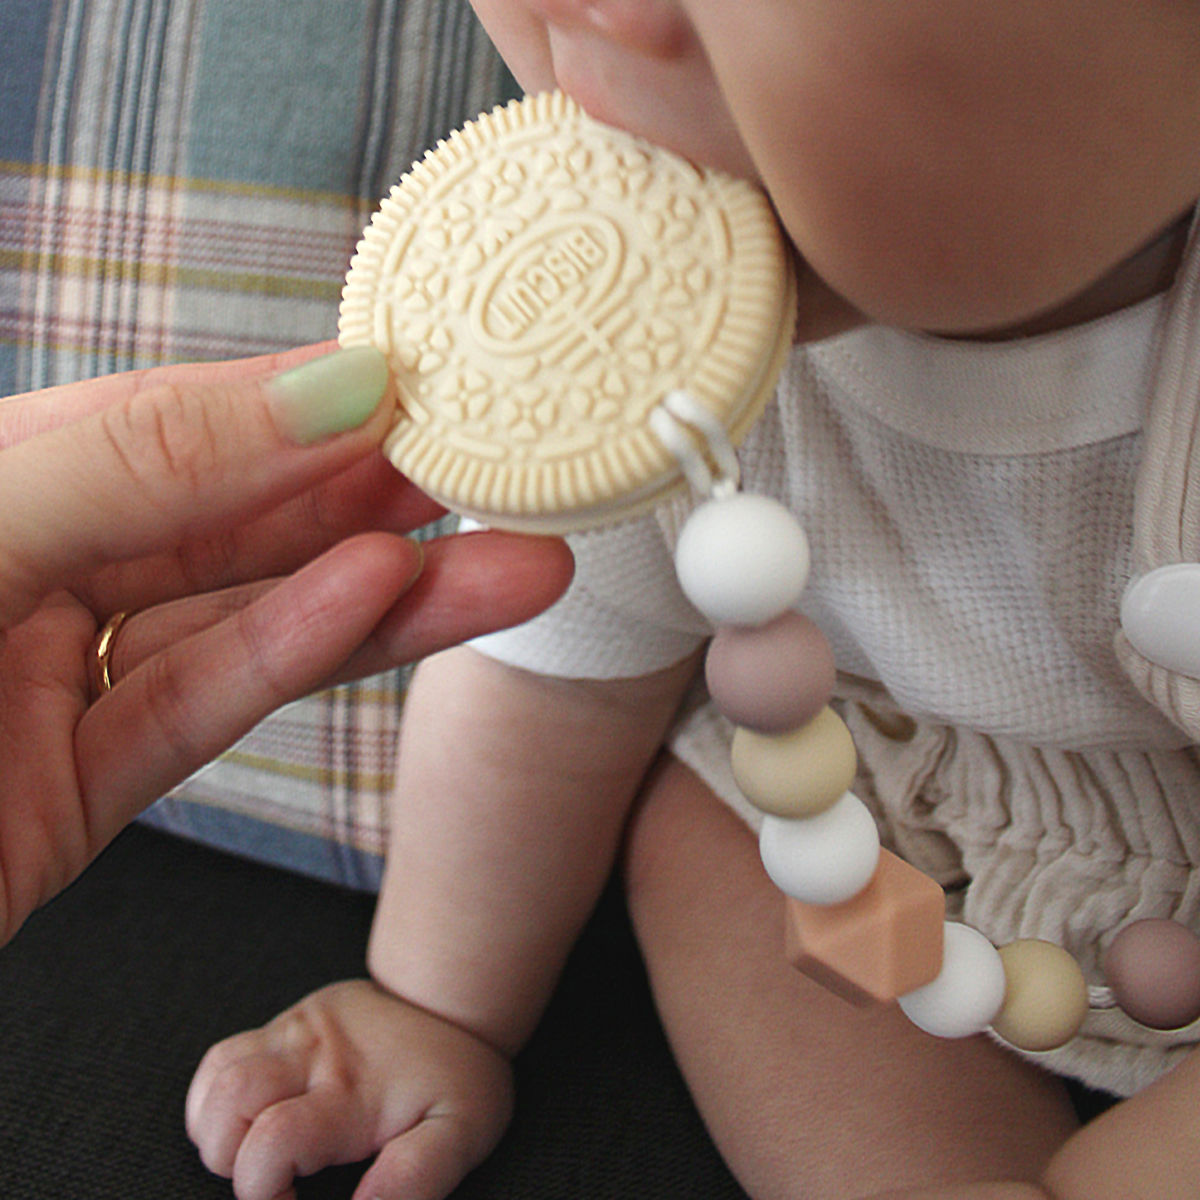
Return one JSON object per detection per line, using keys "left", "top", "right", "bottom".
{"left": 0, "top": 346, "right": 394, "bottom": 627}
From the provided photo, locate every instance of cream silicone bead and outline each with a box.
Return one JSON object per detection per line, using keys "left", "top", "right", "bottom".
{"left": 731, "top": 707, "right": 857, "bottom": 818}
{"left": 675, "top": 493, "right": 810, "bottom": 627}
{"left": 758, "top": 792, "right": 880, "bottom": 906}
{"left": 898, "top": 923, "right": 1007, "bottom": 1039}
{"left": 991, "top": 940, "right": 1088, "bottom": 1051}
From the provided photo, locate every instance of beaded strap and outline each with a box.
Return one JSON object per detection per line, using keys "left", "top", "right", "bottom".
{"left": 654, "top": 392, "right": 1200, "bottom": 1050}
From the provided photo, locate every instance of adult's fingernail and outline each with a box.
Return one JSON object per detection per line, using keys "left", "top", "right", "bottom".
{"left": 267, "top": 345, "right": 391, "bottom": 444}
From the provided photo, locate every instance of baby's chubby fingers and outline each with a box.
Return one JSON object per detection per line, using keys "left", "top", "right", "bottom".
{"left": 354, "top": 1113, "right": 506, "bottom": 1200}
{"left": 232, "top": 1087, "right": 379, "bottom": 1200}
{"left": 186, "top": 1046, "right": 311, "bottom": 1179}
{"left": 0, "top": 345, "right": 394, "bottom": 628}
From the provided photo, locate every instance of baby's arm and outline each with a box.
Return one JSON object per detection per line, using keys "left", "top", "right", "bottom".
{"left": 369, "top": 643, "right": 701, "bottom": 1056}
{"left": 186, "top": 645, "right": 698, "bottom": 1200}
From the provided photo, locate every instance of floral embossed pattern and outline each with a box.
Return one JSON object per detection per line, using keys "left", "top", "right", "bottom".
{"left": 339, "top": 91, "right": 795, "bottom": 532}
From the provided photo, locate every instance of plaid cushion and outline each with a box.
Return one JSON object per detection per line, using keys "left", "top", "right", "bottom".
{"left": 2, "top": 0, "right": 518, "bottom": 886}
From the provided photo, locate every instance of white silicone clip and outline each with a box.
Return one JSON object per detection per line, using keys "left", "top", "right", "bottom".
{"left": 649, "top": 389, "right": 741, "bottom": 500}
{"left": 1120, "top": 564, "right": 1200, "bottom": 679}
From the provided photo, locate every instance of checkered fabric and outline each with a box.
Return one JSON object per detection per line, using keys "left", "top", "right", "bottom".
{"left": 2, "top": 0, "right": 517, "bottom": 887}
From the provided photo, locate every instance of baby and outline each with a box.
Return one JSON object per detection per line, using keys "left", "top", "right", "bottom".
{"left": 184, "top": 3, "right": 1200, "bottom": 1198}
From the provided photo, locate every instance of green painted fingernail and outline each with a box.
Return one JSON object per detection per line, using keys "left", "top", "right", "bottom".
{"left": 267, "top": 345, "right": 390, "bottom": 444}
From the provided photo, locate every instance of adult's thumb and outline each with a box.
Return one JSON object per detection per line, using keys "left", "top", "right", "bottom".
{"left": 0, "top": 346, "right": 394, "bottom": 627}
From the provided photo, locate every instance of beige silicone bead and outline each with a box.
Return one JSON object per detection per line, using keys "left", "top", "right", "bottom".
{"left": 784, "top": 849, "right": 945, "bottom": 1006}
{"left": 730, "top": 706, "right": 857, "bottom": 818}
{"left": 991, "top": 939, "right": 1088, "bottom": 1052}
{"left": 339, "top": 91, "right": 796, "bottom": 533}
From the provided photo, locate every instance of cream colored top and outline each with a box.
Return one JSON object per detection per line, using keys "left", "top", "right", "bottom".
{"left": 471, "top": 227, "right": 1200, "bottom": 1096}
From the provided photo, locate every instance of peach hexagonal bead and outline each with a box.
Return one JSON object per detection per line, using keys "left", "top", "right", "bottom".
{"left": 705, "top": 610, "right": 836, "bottom": 733}
{"left": 784, "top": 849, "right": 945, "bottom": 1006}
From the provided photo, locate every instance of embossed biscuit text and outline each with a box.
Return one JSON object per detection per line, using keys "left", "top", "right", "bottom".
{"left": 487, "top": 228, "right": 606, "bottom": 340}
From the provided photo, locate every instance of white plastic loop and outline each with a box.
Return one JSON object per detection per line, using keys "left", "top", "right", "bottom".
{"left": 649, "top": 389, "right": 741, "bottom": 499}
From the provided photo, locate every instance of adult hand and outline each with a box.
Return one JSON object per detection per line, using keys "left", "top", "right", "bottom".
{"left": 0, "top": 343, "right": 573, "bottom": 945}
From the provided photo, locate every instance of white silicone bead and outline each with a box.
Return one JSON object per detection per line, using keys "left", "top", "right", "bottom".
{"left": 1120, "top": 564, "right": 1200, "bottom": 678}
{"left": 898, "top": 923, "right": 1007, "bottom": 1039}
{"left": 758, "top": 792, "right": 880, "bottom": 906}
{"left": 674, "top": 493, "right": 810, "bottom": 627}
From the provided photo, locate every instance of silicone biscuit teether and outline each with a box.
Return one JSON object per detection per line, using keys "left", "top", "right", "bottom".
{"left": 339, "top": 91, "right": 796, "bottom": 533}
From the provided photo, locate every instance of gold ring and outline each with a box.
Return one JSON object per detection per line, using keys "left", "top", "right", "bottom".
{"left": 94, "top": 611, "right": 129, "bottom": 695}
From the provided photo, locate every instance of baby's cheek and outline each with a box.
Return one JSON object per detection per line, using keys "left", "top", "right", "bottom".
{"left": 467, "top": 1, "right": 558, "bottom": 94}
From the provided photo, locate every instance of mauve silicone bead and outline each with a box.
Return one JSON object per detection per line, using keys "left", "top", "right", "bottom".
{"left": 705, "top": 610, "right": 836, "bottom": 732}
{"left": 1104, "top": 918, "right": 1200, "bottom": 1030}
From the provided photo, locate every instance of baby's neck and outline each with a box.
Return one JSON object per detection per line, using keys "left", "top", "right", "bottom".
{"left": 966, "top": 210, "right": 1192, "bottom": 342}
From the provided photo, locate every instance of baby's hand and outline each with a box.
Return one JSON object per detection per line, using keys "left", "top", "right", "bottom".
{"left": 185, "top": 979, "right": 513, "bottom": 1200}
